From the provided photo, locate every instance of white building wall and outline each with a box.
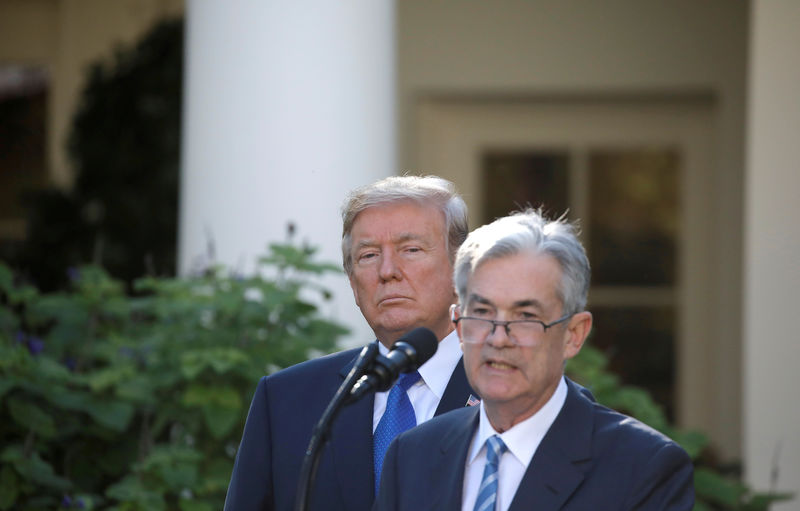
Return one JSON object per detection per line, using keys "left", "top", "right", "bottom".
{"left": 179, "top": 1, "right": 395, "bottom": 347}
{"left": 744, "top": 1, "right": 800, "bottom": 505}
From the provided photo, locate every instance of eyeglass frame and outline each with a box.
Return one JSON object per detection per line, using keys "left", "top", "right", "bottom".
{"left": 450, "top": 304, "right": 573, "bottom": 345}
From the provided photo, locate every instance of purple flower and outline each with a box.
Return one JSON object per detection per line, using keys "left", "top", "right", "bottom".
{"left": 67, "top": 267, "right": 81, "bottom": 283}
{"left": 61, "top": 495, "right": 72, "bottom": 508}
{"left": 76, "top": 498, "right": 85, "bottom": 509}
{"left": 27, "top": 336, "right": 44, "bottom": 355}
{"left": 63, "top": 357, "right": 77, "bottom": 371}
{"left": 15, "top": 331, "right": 26, "bottom": 344}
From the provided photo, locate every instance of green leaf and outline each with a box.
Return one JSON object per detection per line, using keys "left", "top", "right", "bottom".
{"left": 180, "top": 352, "right": 207, "bottom": 380}
{"left": 0, "top": 263, "right": 12, "bottom": 294}
{"left": 182, "top": 384, "right": 242, "bottom": 438}
{"left": 673, "top": 429, "right": 708, "bottom": 459}
{"left": 694, "top": 467, "right": 746, "bottom": 507}
{"left": 741, "top": 491, "right": 795, "bottom": 510}
{"left": 180, "top": 348, "right": 249, "bottom": 380}
{"left": 12, "top": 452, "right": 72, "bottom": 491}
{"left": 0, "top": 379, "right": 17, "bottom": 401}
{"left": 86, "top": 365, "right": 135, "bottom": 392}
{"left": 692, "top": 501, "right": 713, "bottom": 511}
{"left": 6, "top": 397, "right": 58, "bottom": 438}
{"left": 202, "top": 403, "right": 240, "bottom": 439}
{"left": 179, "top": 498, "right": 214, "bottom": 511}
{"left": 115, "top": 375, "right": 156, "bottom": 405}
{"left": 35, "top": 357, "right": 74, "bottom": 382}
{"left": 0, "top": 446, "right": 23, "bottom": 464}
{"left": 83, "top": 400, "right": 135, "bottom": 432}
{"left": 0, "top": 465, "right": 19, "bottom": 510}
{"left": 106, "top": 475, "right": 166, "bottom": 511}
{"left": 183, "top": 384, "right": 241, "bottom": 409}
{"left": 207, "top": 349, "right": 249, "bottom": 374}
{"left": 44, "top": 386, "right": 134, "bottom": 432}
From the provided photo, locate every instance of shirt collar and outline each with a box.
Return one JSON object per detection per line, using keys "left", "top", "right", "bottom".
{"left": 468, "top": 376, "right": 568, "bottom": 467}
{"left": 376, "top": 329, "right": 461, "bottom": 399}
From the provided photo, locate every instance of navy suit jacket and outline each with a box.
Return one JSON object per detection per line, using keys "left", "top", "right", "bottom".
{"left": 224, "top": 342, "right": 476, "bottom": 511}
{"left": 375, "top": 378, "right": 694, "bottom": 511}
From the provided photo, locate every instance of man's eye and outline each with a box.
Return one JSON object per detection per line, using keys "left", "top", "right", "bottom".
{"left": 358, "top": 252, "right": 378, "bottom": 262}
{"left": 470, "top": 308, "right": 491, "bottom": 317}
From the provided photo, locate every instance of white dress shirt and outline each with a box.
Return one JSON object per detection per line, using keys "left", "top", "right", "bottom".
{"left": 461, "top": 377, "right": 568, "bottom": 511}
{"left": 372, "top": 330, "right": 463, "bottom": 431}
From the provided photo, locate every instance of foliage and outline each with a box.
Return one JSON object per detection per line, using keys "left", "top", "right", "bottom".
{"left": 15, "top": 18, "right": 183, "bottom": 291}
{"left": 0, "top": 14, "right": 790, "bottom": 509}
{"left": 0, "top": 243, "right": 348, "bottom": 510}
{"left": 566, "top": 346, "right": 793, "bottom": 511}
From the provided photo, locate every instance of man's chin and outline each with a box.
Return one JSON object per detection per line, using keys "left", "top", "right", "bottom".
{"left": 373, "top": 316, "right": 424, "bottom": 343}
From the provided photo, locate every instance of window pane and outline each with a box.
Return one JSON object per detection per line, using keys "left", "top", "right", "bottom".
{"left": 0, "top": 67, "right": 48, "bottom": 221}
{"left": 481, "top": 151, "right": 569, "bottom": 224}
{"left": 587, "top": 306, "right": 675, "bottom": 420}
{"left": 589, "top": 149, "right": 679, "bottom": 286}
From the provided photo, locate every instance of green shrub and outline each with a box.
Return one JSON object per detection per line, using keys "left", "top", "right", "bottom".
{"left": 1, "top": 240, "right": 791, "bottom": 510}
{"left": 0, "top": 242, "right": 347, "bottom": 510}
{"left": 566, "top": 346, "right": 793, "bottom": 510}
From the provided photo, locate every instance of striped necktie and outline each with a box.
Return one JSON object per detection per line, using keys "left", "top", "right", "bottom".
{"left": 473, "top": 435, "right": 508, "bottom": 511}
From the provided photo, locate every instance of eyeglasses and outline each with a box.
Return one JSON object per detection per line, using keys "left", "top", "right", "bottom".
{"left": 451, "top": 307, "right": 572, "bottom": 346}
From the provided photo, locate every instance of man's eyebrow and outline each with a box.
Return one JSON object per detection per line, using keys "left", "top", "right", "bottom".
{"left": 467, "top": 293, "right": 493, "bottom": 306}
{"left": 394, "top": 232, "right": 426, "bottom": 244}
{"left": 353, "top": 239, "right": 379, "bottom": 252}
{"left": 352, "top": 233, "right": 427, "bottom": 252}
{"left": 511, "top": 299, "right": 545, "bottom": 311}
{"left": 467, "top": 294, "right": 545, "bottom": 311}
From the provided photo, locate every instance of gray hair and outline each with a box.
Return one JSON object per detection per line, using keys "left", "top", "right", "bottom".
{"left": 341, "top": 175, "right": 468, "bottom": 275}
{"left": 454, "top": 209, "right": 591, "bottom": 315}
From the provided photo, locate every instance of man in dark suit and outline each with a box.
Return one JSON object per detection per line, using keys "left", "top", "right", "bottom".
{"left": 375, "top": 210, "right": 694, "bottom": 511}
{"left": 224, "top": 176, "right": 476, "bottom": 511}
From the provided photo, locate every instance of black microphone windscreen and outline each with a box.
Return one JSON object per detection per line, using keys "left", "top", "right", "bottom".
{"left": 394, "top": 327, "right": 438, "bottom": 366}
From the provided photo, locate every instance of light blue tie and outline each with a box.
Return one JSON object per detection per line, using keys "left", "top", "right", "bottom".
{"left": 473, "top": 435, "right": 508, "bottom": 511}
{"left": 373, "top": 371, "right": 422, "bottom": 494}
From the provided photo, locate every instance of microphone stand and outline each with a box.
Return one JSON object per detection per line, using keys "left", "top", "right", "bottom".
{"left": 294, "top": 341, "right": 379, "bottom": 511}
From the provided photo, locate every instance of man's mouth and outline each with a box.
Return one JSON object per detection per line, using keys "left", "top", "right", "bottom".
{"left": 485, "top": 360, "right": 515, "bottom": 370}
{"left": 379, "top": 295, "right": 408, "bottom": 305}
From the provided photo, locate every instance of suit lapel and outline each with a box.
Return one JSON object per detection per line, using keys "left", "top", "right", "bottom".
{"left": 329, "top": 345, "right": 377, "bottom": 511}
{"left": 435, "top": 356, "right": 476, "bottom": 415}
{"left": 508, "top": 379, "right": 594, "bottom": 511}
{"left": 431, "top": 407, "right": 481, "bottom": 511}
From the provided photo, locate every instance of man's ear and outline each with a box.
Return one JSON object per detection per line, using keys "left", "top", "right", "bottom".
{"left": 563, "top": 311, "right": 592, "bottom": 360}
{"left": 450, "top": 303, "right": 466, "bottom": 344}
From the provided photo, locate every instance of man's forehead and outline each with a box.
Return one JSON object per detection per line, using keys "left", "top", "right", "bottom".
{"left": 466, "top": 291, "right": 545, "bottom": 311}
{"left": 466, "top": 253, "right": 562, "bottom": 305}
{"left": 350, "top": 203, "right": 446, "bottom": 237}
{"left": 353, "top": 231, "right": 426, "bottom": 246}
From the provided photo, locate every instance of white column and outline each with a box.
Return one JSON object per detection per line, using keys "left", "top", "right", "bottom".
{"left": 744, "top": 0, "right": 800, "bottom": 505}
{"left": 179, "top": 1, "right": 395, "bottom": 346}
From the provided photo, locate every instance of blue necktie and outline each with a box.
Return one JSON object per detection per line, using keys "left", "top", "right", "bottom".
{"left": 473, "top": 435, "right": 508, "bottom": 511}
{"left": 373, "top": 370, "right": 422, "bottom": 494}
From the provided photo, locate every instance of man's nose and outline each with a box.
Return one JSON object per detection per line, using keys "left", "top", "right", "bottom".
{"left": 378, "top": 251, "right": 402, "bottom": 281}
{"left": 486, "top": 321, "right": 513, "bottom": 348}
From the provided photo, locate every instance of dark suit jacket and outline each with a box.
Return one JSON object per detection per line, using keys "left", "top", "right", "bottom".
{"left": 224, "top": 342, "right": 476, "bottom": 511}
{"left": 375, "top": 378, "right": 694, "bottom": 511}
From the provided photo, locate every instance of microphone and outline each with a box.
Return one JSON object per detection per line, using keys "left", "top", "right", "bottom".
{"left": 348, "top": 327, "right": 438, "bottom": 401}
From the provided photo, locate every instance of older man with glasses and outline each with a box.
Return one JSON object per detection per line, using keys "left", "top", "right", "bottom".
{"left": 374, "top": 209, "right": 694, "bottom": 511}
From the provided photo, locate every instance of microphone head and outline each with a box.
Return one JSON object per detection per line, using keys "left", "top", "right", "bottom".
{"left": 392, "top": 327, "right": 438, "bottom": 368}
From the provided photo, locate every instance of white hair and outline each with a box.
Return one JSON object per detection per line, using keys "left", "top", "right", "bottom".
{"left": 454, "top": 209, "right": 590, "bottom": 315}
